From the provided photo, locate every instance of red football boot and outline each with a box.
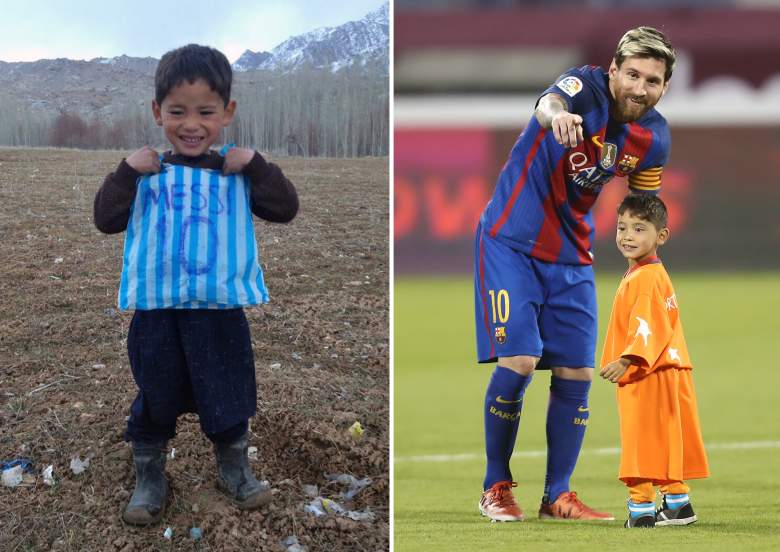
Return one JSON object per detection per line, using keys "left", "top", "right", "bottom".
{"left": 538, "top": 491, "right": 614, "bottom": 520}
{"left": 479, "top": 481, "right": 524, "bottom": 522}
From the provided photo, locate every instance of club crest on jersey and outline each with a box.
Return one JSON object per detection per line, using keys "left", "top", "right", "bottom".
{"left": 567, "top": 151, "right": 613, "bottom": 192}
{"left": 600, "top": 142, "right": 618, "bottom": 169}
{"left": 618, "top": 154, "right": 640, "bottom": 174}
{"left": 556, "top": 76, "right": 583, "bottom": 97}
{"left": 495, "top": 326, "right": 507, "bottom": 345}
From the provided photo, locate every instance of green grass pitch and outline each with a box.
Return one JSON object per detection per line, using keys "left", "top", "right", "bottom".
{"left": 394, "top": 272, "right": 780, "bottom": 551}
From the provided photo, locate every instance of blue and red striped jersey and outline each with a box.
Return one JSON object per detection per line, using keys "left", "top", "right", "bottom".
{"left": 480, "top": 65, "right": 670, "bottom": 265}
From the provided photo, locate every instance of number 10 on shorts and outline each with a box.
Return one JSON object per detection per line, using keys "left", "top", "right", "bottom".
{"left": 488, "top": 289, "right": 510, "bottom": 324}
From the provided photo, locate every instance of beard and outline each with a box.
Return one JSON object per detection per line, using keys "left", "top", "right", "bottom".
{"left": 611, "top": 92, "right": 652, "bottom": 123}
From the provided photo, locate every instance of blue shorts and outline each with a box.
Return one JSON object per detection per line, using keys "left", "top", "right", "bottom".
{"left": 473, "top": 222, "right": 597, "bottom": 368}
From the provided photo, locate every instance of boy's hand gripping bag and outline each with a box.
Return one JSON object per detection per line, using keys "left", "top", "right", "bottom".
{"left": 118, "top": 163, "right": 269, "bottom": 310}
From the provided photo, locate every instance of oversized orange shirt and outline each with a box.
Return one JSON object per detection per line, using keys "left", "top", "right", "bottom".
{"left": 601, "top": 259, "right": 709, "bottom": 483}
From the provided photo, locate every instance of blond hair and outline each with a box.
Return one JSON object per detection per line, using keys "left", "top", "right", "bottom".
{"left": 614, "top": 27, "right": 676, "bottom": 82}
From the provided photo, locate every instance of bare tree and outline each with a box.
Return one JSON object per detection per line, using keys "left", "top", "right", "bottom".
{"left": 0, "top": 66, "right": 388, "bottom": 156}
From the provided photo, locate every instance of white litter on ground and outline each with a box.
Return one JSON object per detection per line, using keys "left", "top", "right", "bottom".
{"left": 1, "top": 465, "right": 23, "bottom": 487}
{"left": 42, "top": 465, "right": 55, "bottom": 486}
{"left": 70, "top": 456, "right": 90, "bottom": 475}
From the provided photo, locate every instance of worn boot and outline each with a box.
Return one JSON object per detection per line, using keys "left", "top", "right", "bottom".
{"left": 122, "top": 441, "right": 169, "bottom": 525}
{"left": 214, "top": 434, "right": 272, "bottom": 509}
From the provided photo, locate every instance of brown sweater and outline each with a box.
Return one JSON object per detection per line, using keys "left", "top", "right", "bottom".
{"left": 93, "top": 150, "right": 298, "bottom": 234}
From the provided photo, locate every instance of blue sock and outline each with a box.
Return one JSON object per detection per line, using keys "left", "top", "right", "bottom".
{"left": 543, "top": 376, "right": 591, "bottom": 502}
{"left": 628, "top": 500, "right": 656, "bottom": 519}
{"left": 483, "top": 366, "right": 532, "bottom": 490}
{"left": 664, "top": 493, "right": 690, "bottom": 508}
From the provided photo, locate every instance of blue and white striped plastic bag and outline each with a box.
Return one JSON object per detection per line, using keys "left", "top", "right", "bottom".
{"left": 118, "top": 163, "right": 269, "bottom": 310}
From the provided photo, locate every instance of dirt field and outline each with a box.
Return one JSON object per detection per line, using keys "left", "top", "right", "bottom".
{"left": 0, "top": 148, "right": 389, "bottom": 551}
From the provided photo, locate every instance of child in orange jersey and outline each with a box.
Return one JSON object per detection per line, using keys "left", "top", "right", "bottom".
{"left": 599, "top": 193, "right": 709, "bottom": 528}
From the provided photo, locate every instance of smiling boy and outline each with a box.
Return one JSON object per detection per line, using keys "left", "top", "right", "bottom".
{"left": 94, "top": 44, "right": 298, "bottom": 525}
{"left": 600, "top": 194, "right": 709, "bottom": 528}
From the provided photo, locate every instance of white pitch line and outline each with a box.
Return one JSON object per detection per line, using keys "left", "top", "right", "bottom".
{"left": 396, "top": 440, "right": 780, "bottom": 464}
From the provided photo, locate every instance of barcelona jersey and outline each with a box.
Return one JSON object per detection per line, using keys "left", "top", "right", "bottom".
{"left": 480, "top": 65, "right": 671, "bottom": 265}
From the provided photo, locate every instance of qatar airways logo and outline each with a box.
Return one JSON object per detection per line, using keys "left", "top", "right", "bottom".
{"left": 567, "top": 151, "right": 614, "bottom": 191}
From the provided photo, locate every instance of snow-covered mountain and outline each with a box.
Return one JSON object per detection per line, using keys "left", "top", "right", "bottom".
{"left": 233, "top": 2, "right": 388, "bottom": 73}
{"left": 232, "top": 51, "right": 272, "bottom": 72}
{"left": 0, "top": 3, "right": 388, "bottom": 123}
{"left": 90, "top": 54, "right": 158, "bottom": 74}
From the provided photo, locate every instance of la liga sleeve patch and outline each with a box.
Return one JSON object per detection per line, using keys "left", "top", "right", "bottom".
{"left": 556, "top": 76, "right": 583, "bottom": 97}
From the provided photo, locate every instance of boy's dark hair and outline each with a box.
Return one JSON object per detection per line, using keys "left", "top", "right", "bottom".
{"left": 618, "top": 193, "right": 668, "bottom": 230}
{"left": 155, "top": 44, "right": 232, "bottom": 106}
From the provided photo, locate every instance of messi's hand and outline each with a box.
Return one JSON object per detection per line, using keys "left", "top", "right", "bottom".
{"left": 551, "top": 112, "right": 584, "bottom": 148}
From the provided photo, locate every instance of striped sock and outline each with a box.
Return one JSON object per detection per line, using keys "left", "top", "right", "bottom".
{"left": 628, "top": 500, "right": 656, "bottom": 519}
{"left": 664, "top": 493, "right": 690, "bottom": 508}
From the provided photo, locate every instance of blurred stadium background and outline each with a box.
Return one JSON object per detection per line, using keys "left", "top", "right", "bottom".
{"left": 394, "top": 1, "right": 780, "bottom": 550}
{"left": 395, "top": 0, "right": 780, "bottom": 272}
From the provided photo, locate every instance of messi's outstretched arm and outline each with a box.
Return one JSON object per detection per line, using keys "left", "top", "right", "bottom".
{"left": 535, "top": 92, "right": 584, "bottom": 148}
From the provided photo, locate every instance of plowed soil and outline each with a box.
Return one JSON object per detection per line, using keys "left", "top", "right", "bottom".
{"left": 0, "top": 148, "right": 389, "bottom": 551}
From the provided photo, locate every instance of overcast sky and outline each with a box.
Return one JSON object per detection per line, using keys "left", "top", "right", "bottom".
{"left": 0, "top": 0, "right": 386, "bottom": 63}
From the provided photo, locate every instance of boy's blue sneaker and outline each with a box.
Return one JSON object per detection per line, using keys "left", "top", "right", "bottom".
{"left": 625, "top": 514, "right": 655, "bottom": 528}
{"left": 625, "top": 500, "right": 656, "bottom": 528}
{"left": 655, "top": 495, "right": 697, "bottom": 526}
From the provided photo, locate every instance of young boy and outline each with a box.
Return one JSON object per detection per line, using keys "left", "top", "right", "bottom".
{"left": 93, "top": 44, "right": 298, "bottom": 525}
{"left": 599, "top": 194, "right": 709, "bottom": 528}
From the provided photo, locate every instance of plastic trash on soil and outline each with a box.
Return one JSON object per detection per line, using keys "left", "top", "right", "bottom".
{"left": 302, "top": 484, "right": 319, "bottom": 497}
{"left": 304, "top": 497, "right": 376, "bottom": 522}
{"left": 1, "top": 459, "right": 33, "bottom": 472}
{"left": 283, "top": 535, "right": 307, "bottom": 552}
{"left": 189, "top": 527, "right": 202, "bottom": 540}
{"left": 42, "top": 465, "right": 55, "bottom": 486}
{"left": 348, "top": 421, "right": 364, "bottom": 440}
{"left": 2, "top": 465, "right": 24, "bottom": 487}
{"left": 344, "top": 508, "right": 375, "bottom": 522}
{"left": 320, "top": 497, "right": 345, "bottom": 515}
{"left": 247, "top": 446, "right": 258, "bottom": 460}
{"left": 70, "top": 456, "right": 90, "bottom": 475}
{"left": 163, "top": 527, "right": 173, "bottom": 539}
{"left": 326, "top": 473, "right": 372, "bottom": 500}
{"left": 2, "top": 459, "right": 34, "bottom": 487}
{"left": 303, "top": 474, "right": 375, "bottom": 521}
{"left": 167, "top": 448, "right": 176, "bottom": 460}
{"left": 304, "top": 498, "right": 327, "bottom": 517}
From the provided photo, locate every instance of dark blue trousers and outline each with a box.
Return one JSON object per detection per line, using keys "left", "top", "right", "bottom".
{"left": 124, "top": 308, "right": 257, "bottom": 444}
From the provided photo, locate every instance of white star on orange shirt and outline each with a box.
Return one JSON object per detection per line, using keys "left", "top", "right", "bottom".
{"left": 635, "top": 316, "right": 652, "bottom": 346}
